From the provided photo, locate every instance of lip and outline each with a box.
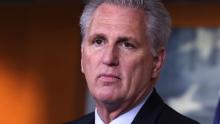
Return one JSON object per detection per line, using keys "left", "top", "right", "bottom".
{"left": 98, "top": 73, "right": 121, "bottom": 82}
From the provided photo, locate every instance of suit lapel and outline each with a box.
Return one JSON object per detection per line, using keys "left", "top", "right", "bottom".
{"left": 83, "top": 112, "right": 95, "bottom": 124}
{"left": 132, "top": 89, "right": 163, "bottom": 124}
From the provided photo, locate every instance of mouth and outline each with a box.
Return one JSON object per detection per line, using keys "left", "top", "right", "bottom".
{"left": 98, "top": 73, "right": 121, "bottom": 83}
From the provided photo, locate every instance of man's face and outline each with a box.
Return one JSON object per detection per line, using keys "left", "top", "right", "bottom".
{"left": 81, "top": 4, "right": 162, "bottom": 105}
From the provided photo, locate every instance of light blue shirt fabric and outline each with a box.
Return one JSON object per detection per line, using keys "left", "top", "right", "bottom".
{"left": 95, "top": 89, "right": 153, "bottom": 124}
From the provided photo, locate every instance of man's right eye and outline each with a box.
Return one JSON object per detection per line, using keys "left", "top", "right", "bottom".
{"left": 93, "top": 38, "right": 105, "bottom": 46}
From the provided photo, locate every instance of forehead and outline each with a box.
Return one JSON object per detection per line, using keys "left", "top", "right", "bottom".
{"left": 87, "top": 3, "right": 146, "bottom": 36}
{"left": 94, "top": 3, "right": 144, "bottom": 21}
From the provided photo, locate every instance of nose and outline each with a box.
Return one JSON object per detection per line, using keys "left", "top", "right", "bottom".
{"left": 102, "top": 45, "right": 119, "bottom": 66}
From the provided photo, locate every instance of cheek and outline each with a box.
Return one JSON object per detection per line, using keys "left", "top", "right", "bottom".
{"left": 122, "top": 55, "right": 153, "bottom": 91}
{"left": 82, "top": 50, "right": 97, "bottom": 73}
{"left": 81, "top": 50, "right": 101, "bottom": 87}
{"left": 123, "top": 53, "right": 152, "bottom": 78}
{"left": 82, "top": 54, "right": 97, "bottom": 96}
{"left": 81, "top": 52, "right": 94, "bottom": 85}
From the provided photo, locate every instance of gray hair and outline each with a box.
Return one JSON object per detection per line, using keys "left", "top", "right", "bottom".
{"left": 80, "top": 0, "right": 171, "bottom": 54}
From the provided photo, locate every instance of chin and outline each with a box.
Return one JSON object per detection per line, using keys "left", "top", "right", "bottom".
{"left": 96, "top": 92, "right": 121, "bottom": 104}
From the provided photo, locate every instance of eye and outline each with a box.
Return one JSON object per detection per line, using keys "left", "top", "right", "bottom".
{"left": 92, "top": 37, "right": 105, "bottom": 46}
{"left": 120, "top": 41, "right": 135, "bottom": 49}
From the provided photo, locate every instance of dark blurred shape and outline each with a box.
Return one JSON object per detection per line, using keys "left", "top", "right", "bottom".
{"left": 0, "top": 0, "right": 83, "bottom": 5}
{"left": 163, "top": 0, "right": 220, "bottom": 4}
{"left": 214, "top": 98, "right": 220, "bottom": 124}
{"left": 1, "top": 0, "right": 220, "bottom": 5}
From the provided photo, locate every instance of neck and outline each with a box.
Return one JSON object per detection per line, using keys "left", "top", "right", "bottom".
{"left": 96, "top": 101, "right": 129, "bottom": 124}
{"left": 96, "top": 88, "right": 153, "bottom": 124}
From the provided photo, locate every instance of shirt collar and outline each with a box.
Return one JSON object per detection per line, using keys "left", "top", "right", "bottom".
{"left": 95, "top": 89, "right": 153, "bottom": 124}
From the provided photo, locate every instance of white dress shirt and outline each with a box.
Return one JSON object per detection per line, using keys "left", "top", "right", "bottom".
{"left": 95, "top": 89, "right": 153, "bottom": 124}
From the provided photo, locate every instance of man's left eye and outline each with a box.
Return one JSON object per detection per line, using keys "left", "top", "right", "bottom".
{"left": 121, "top": 41, "right": 135, "bottom": 49}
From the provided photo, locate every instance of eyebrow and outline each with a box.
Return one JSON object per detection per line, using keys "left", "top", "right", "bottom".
{"left": 117, "top": 36, "right": 138, "bottom": 44}
{"left": 89, "top": 33, "right": 106, "bottom": 40}
{"left": 88, "top": 33, "right": 138, "bottom": 44}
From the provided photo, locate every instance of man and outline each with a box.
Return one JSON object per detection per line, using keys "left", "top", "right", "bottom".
{"left": 67, "top": 0, "right": 199, "bottom": 123}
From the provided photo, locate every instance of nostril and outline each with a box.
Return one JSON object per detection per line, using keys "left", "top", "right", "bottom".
{"left": 102, "top": 55, "right": 119, "bottom": 66}
{"left": 105, "top": 61, "right": 119, "bottom": 66}
{"left": 102, "top": 54, "right": 119, "bottom": 66}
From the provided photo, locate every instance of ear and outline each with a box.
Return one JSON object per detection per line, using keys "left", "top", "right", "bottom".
{"left": 81, "top": 45, "right": 85, "bottom": 74}
{"left": 152, "top": 47, "right": 166, "bottom": 78}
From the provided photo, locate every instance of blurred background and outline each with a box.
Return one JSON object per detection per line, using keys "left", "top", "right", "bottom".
{"left": 0, "top": 0, "right": 219, "bottom": 124}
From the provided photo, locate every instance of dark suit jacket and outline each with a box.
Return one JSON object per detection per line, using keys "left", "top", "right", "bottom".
{"left": 66, "top": 90, "right": 199, "bottom": 124}
{"left": 213, "top": 98, "right": 220, "bottom": 124}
